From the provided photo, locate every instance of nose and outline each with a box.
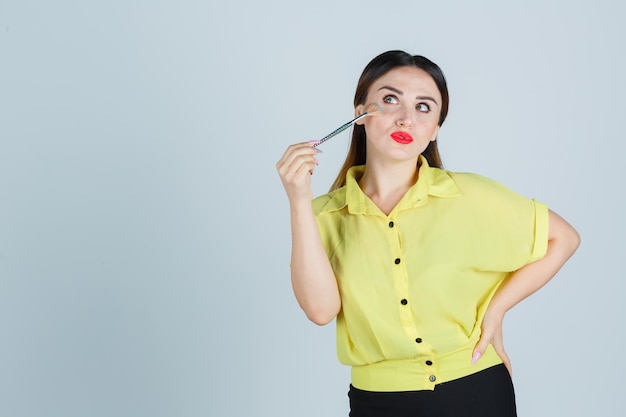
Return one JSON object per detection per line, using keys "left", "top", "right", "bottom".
{"left": 395, "top": 106, "right": 414, "bottom": 127}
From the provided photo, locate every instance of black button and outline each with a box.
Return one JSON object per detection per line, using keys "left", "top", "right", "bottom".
{"left": 394, "top": 258, "right": 401, "bottom": 264}
{"left": 425, "top": 360, "right": 433, "bottom": 366}
{"left": 415, "top": 338, "right": 422, "bottom": 343}
{"left": 400, "top": 299, "right": 408, "bottom": 305}
{"left": 388, "top": 221, "right": 394, "bottom": 228}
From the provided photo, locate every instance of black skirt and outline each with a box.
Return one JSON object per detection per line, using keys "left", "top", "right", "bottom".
{"left": 348, "top": 364, "right": 516, "bottom": 417}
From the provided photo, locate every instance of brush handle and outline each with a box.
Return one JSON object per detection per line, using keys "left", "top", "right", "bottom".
{"left": 314, "top": 112, "right": 368, "bottom": 147}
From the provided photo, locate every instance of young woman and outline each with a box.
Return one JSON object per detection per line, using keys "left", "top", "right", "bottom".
{"left": 276, "top": 50, "right": 580, "bottom": 417}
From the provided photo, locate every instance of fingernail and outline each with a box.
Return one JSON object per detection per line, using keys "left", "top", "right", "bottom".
{"left": 472, "top": 352, "right": 481, "bottom": 365}
{"left": 308, "top": 140, "right": 321, "bottom": 146}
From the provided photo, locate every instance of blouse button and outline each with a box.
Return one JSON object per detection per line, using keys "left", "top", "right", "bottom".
{"left": 400, "top": 299, "right": 408, "bottom": 305}
{"left": 394, "top": 258, "right": 401, "bottom": 264}
{"left": 415, "top": 338, "right": 422, "bottom": 343}
{"left": 425, "top": 360, "right": 433, "bottom": 366}
{"left": 429, "top": 375, "right": 436, "bottom": 382}
{"left": 388, "top": 221, "right": 394, "bottom": 228}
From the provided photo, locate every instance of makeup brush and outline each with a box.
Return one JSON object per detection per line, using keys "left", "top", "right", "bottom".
{"left": 313, "top": 103, "right": 382, "bottom": 148}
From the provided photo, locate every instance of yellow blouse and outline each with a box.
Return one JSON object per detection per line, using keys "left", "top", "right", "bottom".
{"left": 312, "top": 156, "right": 549, "bottom": 392}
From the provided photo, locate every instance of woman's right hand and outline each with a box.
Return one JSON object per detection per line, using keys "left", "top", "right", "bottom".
{"left": 276, "top": 141, "right": 320, "bottom": 202}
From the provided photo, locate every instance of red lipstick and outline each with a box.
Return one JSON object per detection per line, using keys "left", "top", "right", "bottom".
{"left": 390, "top": 131, "right": 414, "bottom": 144}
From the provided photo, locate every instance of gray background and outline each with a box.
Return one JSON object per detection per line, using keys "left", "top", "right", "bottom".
{"left": 1, "top": 1, "right": 624, "bottom": 416}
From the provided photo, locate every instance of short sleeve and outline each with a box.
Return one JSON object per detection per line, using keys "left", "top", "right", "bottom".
{"left": 529, "top": 200, "right": 549, "bottom": 263}
{"left": 443, "top": 172, "right": 551, "bottom": 272}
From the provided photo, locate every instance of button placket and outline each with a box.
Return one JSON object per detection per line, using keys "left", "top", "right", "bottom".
{"left": 390, "top": 217, "right": 412, "bottom": 333}
{"left": 388, "top": 216, "right": 425, "bottom": 363}
{"left": 386, "top": 214, "right": 439, "bottom": 389}
{"left": 424, "top": 356, "right": 439, "bottom": 386}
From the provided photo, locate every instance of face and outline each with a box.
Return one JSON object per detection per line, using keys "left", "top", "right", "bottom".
{"left": 356, "top": 66, "right": 442, "bottom": 163}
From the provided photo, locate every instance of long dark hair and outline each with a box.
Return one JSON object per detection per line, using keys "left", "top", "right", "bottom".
{"left": 329, "top": 51, "right": 450, "bottom": 191}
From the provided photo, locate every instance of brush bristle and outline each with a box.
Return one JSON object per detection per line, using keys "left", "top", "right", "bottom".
{"left": 365, "top": 102, "right": 383, "bottom": 116}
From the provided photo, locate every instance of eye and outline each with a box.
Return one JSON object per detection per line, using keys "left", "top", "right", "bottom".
{"left": 416, "top": 103, "right": 431, "bottom": 112}
{"left": 382, "top": 95, "right": 399, "bottom": 105}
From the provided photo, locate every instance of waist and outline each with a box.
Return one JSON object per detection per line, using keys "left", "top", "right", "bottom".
{"left": 351, "top": 344, "right": 502, "bottom": 392}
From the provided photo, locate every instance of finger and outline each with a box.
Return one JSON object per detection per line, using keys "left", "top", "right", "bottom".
{"left": 295, "top": 158, "right": 317, "bottom": 178}
{"left": 472, "top": 331, "right": 493, "bottom": 365}
{"left": 276, "top": 143, "right": 320, "bottom": 174}
{"left": 277, "top": 144, "right": 317, "bottom": 174}
{"left": 279, "top": 157, "right": 318, "bottom": 197}
{"left": 281, "top": 154, "right": 318, "bottom": 183}
{"left": 502, "top": 354, "right": 512, "bottom": 376}
{"left": 279, "top": 141, "right": 320, "bottom": 162}
{"left": 491, "top": 335, "right": 512, "bottom": 376}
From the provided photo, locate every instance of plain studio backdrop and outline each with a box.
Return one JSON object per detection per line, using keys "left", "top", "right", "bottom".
{"left": 1, "top": 1, "right": 624, "bottom": 416}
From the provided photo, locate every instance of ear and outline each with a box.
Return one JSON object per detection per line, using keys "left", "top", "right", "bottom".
{"left": 354, "top": 104, "right": 366, "bottom": 125}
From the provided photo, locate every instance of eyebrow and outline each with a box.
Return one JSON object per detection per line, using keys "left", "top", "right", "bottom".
{"left": 378, "top": 85, "right": 439, "bottom": 104}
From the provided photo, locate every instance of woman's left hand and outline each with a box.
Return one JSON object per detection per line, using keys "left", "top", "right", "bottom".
{"left": 472, "top": 309, "right": 512, "bottom": 375}
{"left": 471, "top": 210, "right": 580, "bottom": 376}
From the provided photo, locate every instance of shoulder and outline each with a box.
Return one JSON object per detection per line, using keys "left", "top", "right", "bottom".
{"left": 442, "top": 170, "right": 542, "bottom": 213}
{"left": 312, "top": 187, "right": 347, "bottom": 216}
{"left": 446, "top": 171, "right": 518, "bottom": 198}
{"left": 444, "top": 170, "right": 544, "bottom": 219}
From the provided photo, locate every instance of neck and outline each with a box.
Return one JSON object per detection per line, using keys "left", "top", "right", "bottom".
{"left": 359, "top": 158, "right": 419, "bottom": 215}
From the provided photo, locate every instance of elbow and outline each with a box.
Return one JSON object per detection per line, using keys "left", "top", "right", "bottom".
{"left": 305, "top": 305, "right": 340, "bottom": 326}
{"left": 562, "top": 222, "right": 581, "bottom": 258}
{"left": 308, "top": 314, "right": 335, "bottom": 326}
{"left": 548, "top": 210, "right": 581, "bottom": 259}
{"left": 551, "top": 226, "right": 581, "bottom": 262}
{"left": 570, "top": 228, "right": 581, "bottom": 254}
{"left": 570, "top": 227, "right": 580, "bottom": 253}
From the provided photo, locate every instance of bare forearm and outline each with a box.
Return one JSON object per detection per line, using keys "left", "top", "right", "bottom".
{"left": 276, "top": 142, "right": 341, "bottom": 325}
{"left": 289, "top": 199, "right": 341, "bottom": 325}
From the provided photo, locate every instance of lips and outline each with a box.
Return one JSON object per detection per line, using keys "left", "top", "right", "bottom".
{"left": 390, "top": 131, "right": 414, "bottom": 144}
